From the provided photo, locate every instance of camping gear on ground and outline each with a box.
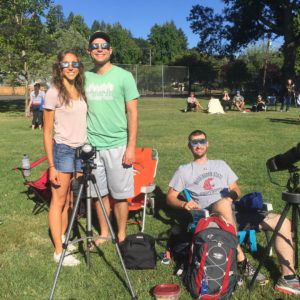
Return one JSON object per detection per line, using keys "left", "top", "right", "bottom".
{"left": 120, "top": 232, "right": 157, "bottom": 269}
{"left": 183, "top": 216, "right": 238, "bottom": 300}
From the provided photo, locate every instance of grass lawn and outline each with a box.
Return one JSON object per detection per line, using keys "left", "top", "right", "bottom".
{"left": 0, "top": 97, "right": 299, "bottom": 299}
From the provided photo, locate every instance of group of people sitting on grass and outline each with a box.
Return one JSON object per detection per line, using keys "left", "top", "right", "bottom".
{"left": 184, "top": 90, "right": 268, "bottom": 114}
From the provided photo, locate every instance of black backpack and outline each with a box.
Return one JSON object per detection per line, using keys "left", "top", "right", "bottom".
{"left": 183, "top": 216, "right": 238, "bottom": 300}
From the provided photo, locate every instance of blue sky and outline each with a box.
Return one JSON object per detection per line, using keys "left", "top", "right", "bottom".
{"left": 53, "top": 0, "right": 224, "bottom": 48}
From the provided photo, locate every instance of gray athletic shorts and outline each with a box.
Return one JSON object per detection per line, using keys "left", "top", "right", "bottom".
{"left": 90, "top": 145, "right": 134, "bottom": 199}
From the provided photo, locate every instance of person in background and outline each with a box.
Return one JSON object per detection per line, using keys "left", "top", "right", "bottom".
{"left": 252, "top": 95, "right": 266, "bottom": 112}
{"left": 44, "top": 50, "right": 87, "bottom": 266}
{"left": 28, "top": 83, "right": 45, "bottom": 130}
{"left": 186, "top": 92, "right": 202, "bottom": 112}
{"left": 280, "top": 79, "right": 295, "bottom": 112}
{"left": 233, "top": 91, "right": 246, "bottom": 112}
{"left": 221, "top": 90, "right": 232, "bottom": 111}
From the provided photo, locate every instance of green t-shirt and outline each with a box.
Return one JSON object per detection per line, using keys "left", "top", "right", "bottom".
{"left": 85, "top": 66, "right": 139, "bottom": 150}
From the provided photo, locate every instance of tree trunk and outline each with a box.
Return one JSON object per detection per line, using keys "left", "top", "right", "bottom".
{"left": 282, "top": 41, "right": 297, "bottom": 81}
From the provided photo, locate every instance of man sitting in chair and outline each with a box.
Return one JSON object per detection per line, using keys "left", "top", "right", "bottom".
{"left": 233, "top": 91, "right": 246, "bottom": 112}
{"left": 186, "top": 92, "right": 202, "bottom": 112}
{"left": 167, "top": 129, "right": 300, "bottom": 296}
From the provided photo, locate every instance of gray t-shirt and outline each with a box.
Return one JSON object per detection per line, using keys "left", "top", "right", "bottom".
{"left": 44, "top": 86, "right": 87, "bottom": 148}
{"left": 169, "top": 160, "right": 238, "bottom": 209}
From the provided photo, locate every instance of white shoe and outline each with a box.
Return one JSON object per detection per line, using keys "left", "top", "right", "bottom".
{"left": 61, "top": 235, "right": 77, "bottom": 252}
{"left": 53, "top": 252, "right": 80, "bottom": 266}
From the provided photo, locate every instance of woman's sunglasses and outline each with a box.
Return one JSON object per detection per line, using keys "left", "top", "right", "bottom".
{"left": 59, "top": 61, "right": 80, "bottom": 68}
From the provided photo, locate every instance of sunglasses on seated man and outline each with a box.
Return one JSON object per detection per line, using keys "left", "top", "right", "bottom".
{"left": 59, "top": 61, "right": 80, "bottom": 68}
{"left": 89, "top": 42, "right": 111, "bottom": 50}
{"left": 189, "top": 138, "right": 208, "bottom": 147}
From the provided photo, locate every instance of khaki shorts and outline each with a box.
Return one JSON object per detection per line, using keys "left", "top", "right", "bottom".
{"left": 90, "top": 145, "right": 134, "bottom": 199}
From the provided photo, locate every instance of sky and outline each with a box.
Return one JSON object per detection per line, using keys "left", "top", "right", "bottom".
{"left": 53, "top": 0, "right": 224, "bottom": 48}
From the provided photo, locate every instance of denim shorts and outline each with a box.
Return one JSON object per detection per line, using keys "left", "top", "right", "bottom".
{"left": 53, "top": 143, "right": 82, "bottom": 173}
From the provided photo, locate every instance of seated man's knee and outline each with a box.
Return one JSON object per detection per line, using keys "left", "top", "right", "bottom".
{"left": 212, "top": 199, "right": 235, "bottom": 222}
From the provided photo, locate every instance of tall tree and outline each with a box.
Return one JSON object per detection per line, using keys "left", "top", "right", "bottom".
{"left": 46, "top": 4, "right": 66, "bottom": 34}
{"left": 107, "top": 23, "right": 142, "bottom": 64}
{"left": 148, "top": 21, "right": 188, "bottom": 64}
{"left": 65, "top": 13, "right": 90, "bottom": 39}
{"left": 187, "top": 1, "right": 300, "bottom": 80}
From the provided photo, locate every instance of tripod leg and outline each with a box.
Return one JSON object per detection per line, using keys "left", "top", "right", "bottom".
{"left": 85, "top": 181, "right": 93, "bottom": 267}
{"left": 293, "top": 205, "right": 299, "bottom": 269}
{"left": 90, "top": 175, "right": 138, "bottom": 300}
{"left": 249, "top": 203, "right": 291, "bottom": 289}
{"left": 49, "top": 183, "right": 85, "bottom": 300}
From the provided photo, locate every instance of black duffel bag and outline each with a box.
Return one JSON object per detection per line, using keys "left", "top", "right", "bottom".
{"left": 120, "top": 233, "right": 157, "bottom": 269}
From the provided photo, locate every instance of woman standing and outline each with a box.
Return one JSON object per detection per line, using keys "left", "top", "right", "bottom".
{"left": 43, "top": 50, "right": 87, "bottom": 266}
{"left": 28, "top": 83, "right": 45, "bottom": 130}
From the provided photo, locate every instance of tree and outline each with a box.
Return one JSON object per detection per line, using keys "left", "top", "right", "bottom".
{"left": 148, "top": 21, "right": 188, "bottom": 64}
{"left": 45, "top": 4, "right": 66, "bottom": 34}
{"left": 172, "top": 50, "right": 219, "bottom": 92}
{"left": 187, "top": 1, "right": 300, "bottom": 80}
{"left": 106, "top": 23, "right": 142, "bottom": 64}
{"left": 66, "top": 13, "right": 90, "bottom": 39}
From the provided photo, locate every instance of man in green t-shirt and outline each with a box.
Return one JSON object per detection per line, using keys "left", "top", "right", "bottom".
{"left": 86, "top": 31, "right": 139, "bottom": 244}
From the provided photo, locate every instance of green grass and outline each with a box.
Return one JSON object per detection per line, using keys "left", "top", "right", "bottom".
{"left": 0, "top": 97, "right": 300, "bottom": 299}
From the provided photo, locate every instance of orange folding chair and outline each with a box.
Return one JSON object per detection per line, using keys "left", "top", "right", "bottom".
{"left": 14, "top": 155, "right": 51, "bottom": 214}
{"left": 127, "top": 147, "right": 159, "bottom": 232}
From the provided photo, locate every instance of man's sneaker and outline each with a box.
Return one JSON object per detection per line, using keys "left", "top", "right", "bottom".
{"left": 53, "top": 252, "right": 80, "bottom": 267}
{"left": 62, "top": 235, "right": 77, "bottom": 252}
{"left": 275, "top": 276, "right": 300, "bottom": 296}
{"left": 238, "top": 259, "right": 269, "bottom": 286}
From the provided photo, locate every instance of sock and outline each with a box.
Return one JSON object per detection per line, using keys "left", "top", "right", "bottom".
{"left": 283, "top": 274, "right": 296, "bottom": 280}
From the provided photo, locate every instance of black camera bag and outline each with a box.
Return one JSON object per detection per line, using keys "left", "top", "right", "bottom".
{"left": 120, "top": 233, "right": 157, "bottom": 269}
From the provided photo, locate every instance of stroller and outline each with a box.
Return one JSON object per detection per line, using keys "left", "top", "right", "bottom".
{"left": 14, "top": 155, "right": 51, "bottom": 214}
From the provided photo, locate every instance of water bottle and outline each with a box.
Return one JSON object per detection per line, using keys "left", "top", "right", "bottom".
{"left": 22, "top": 154, "right": 30, "bottom": 177}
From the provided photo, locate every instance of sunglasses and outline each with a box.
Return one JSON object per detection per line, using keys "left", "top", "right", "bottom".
{"left": 59, "top": 61, "right": 80, "bottom": 68}
{"left": 189, "top": 139, "right": 208, "bottom": 147}
{"left": 89, "top": 42, "right": 111, "bottom": 50}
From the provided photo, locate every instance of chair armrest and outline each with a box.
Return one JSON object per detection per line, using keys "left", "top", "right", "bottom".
{"left": 263, "top": 202, "right": 273, "bottom": 212}
{"left": 141, "top": 184, "right": 155, "bottom": 194}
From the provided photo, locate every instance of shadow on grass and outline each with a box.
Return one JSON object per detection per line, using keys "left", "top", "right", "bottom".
{"left": 0, "top": 97, "right": 24, "bottom": 113}
{"left": 268, "top": 117, "right": 300, "bottom": 125}
{"left": 152, "top": 186, "right": 193, "bottom": 243}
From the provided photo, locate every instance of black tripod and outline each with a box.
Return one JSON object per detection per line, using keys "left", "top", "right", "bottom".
{"left": 49, "top": 158, "right": 137, "bottom": 300}
{"left": 250, "top": 169, "right": 300, "bottom": 288}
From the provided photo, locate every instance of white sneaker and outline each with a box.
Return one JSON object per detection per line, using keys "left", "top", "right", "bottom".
{"left": 62, "top": 235, "right": 77, "bottom": 252}
{"left": 53, "top": 252, "right": 80, "bottom": 266}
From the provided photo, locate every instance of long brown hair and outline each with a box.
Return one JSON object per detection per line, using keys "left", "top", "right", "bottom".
{"left": 52, "top": 50, "right": 86, "bottom": 106}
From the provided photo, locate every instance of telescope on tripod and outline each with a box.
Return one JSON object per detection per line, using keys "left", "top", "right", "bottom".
{"left": 49, "top": 144, "right": 137, "bottom": 300}
{"left": 250, "top": 142, "right": 300, "bottom": 288}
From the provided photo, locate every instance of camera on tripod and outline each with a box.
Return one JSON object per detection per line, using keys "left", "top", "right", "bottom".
{"left": 76, "top": 144, "right": 96, "bottom": 161}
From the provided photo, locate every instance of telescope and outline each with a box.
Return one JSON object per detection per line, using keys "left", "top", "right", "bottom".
{"left": 266, "top": 142, "right": 300, "bottom": 172}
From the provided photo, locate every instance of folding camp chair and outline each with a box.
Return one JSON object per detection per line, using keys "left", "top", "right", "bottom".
{"left": 13, "top": 155, "right": 51, "bottom": 214}
{"left": 266, "top": 95, "right": 277, "bottom": 111}
{"left": 183, "top": 189, "right": 273, "bottom": 255}
{"left": 127, "top": 147, "right": 159, "bottom": 232}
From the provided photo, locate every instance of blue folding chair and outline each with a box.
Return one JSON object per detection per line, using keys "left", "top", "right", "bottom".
{"left": 183, "top": 189, "right": 273, "bottom": 254}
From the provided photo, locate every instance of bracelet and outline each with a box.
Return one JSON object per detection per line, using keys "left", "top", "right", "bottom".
{"left": 48, "top": 165, "right": 55, "bottom": 169}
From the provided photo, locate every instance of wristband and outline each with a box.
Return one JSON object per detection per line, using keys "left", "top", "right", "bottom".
{"left": 182, "top": 202, "right": 188, "bottom": 209}
{"left": 228, "top": 190, "right": 238, "bottom": 202}
{"left": 48, "top": 165, "right": 55, "bottom": 169}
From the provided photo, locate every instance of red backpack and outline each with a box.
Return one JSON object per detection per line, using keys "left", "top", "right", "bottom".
{"left": 183, "top": 216, "right": 238, "bottom": 300}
